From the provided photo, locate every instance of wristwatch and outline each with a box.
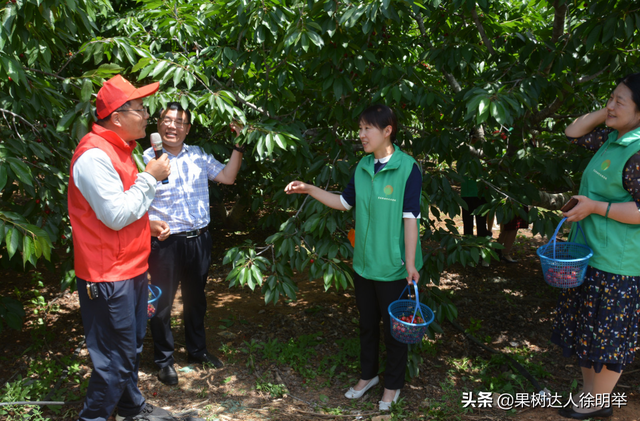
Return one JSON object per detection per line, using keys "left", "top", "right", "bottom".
{"left": 233, "top": 145, "right": 246, "bottom": 153}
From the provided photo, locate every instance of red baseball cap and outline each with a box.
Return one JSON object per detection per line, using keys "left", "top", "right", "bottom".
{"left": 96, "top": 75, "right": 160, "bottom": 119}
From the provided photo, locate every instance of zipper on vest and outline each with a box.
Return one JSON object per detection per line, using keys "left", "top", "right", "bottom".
{"left": 362, "top": 176, "right": 375, "bottom": 274}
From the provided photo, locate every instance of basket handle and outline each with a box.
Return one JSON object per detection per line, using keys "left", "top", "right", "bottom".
{"left": 148, "top": 284, "right": 161, "bottom": 300}
{"left": 397, "top": 281, "right": 426, "bottom": 324}
{"left": 569, "top": 220, "right": 588, "bottom": 245}
{"left": 550, "top": 217, "right": 588, "bottom": 259}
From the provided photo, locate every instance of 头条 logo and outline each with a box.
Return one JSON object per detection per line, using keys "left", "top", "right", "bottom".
{"left": 384, "top": 185, "right": 393, "bottom": 195}
{"left": 601, "top": 159, "right": 611, "bottom": 171}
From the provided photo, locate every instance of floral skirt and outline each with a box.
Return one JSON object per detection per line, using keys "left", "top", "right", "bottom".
{"left": 551, "top": 266, "right": 640, "bottom": 373}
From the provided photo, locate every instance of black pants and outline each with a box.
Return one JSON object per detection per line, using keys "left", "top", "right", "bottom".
{"left": 462, "top": 196, "right": 490, "bottom": 237}
{"left": 148, "top": 230, "right": 212, "bottom": 368}
{"left": 354, "top": 273, "right": 409, "bottom": 390}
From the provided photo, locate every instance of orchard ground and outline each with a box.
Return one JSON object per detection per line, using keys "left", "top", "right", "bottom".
{"left": 2, "top": 219, "right": 640, "bottom": 421}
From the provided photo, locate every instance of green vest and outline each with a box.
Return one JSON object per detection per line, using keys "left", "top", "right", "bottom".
{"left": 461, "top": 177, "right": 478, "bottom": 198}
{"left": 353, "top": 145, "right": 423, "bottom": 281}
{"left": 573, "top": 127, "right": 640, "bottom": 276}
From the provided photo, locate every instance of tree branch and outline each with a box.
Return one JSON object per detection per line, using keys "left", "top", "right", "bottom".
{"left": 532, "top": 96, "right": 567, "bottom": 126}
{"left": 0, "top": 108, "right": 39, "bottom": 133}
{"left": 550, "top": 0, "right": 567, "bottom": 44}
{"left": 413, "top": 12, "right": 487, "bottom": 147}
{"left": 577, "top": 66, "right": 609, "bottom": 84}
{"left": 470, "top": 6, "right": 495, "bottom": 55}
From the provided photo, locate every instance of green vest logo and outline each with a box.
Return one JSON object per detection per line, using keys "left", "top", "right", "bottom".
{"left": 601, "top": 159, "right": 611, "bottom": 171}
{"left": 384, "top": 185, "right": 393, "bottom": 195}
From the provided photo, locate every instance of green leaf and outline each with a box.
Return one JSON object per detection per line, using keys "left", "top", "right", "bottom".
{"left": 256, "top": 25, "right": 265, "bottom": 43}
{"left": 80, "top": 78, "right": 93, "bottom": 102}
{"left": 0, "top": 165, "right": 7, "bottom": 191}
{"left": 150, "top": 60, "right": 169, "bottom": 78}
{"left": 476, "top": 98, "right": 490, "bottom": 124}
{"left": 22, "top": 235, "right": 33, "bottom": 268}
{"left": 265, "top": 133, "right": 274, "bottom": 155}
{"left": 57, "top": 110, "right": 77, "bottom": 132}
{"left": 306, "top": 30, "right": 324, "bottom": 48}
{"left": 300, "top": 33, "right": 309, "bottom": 52}
{"left": 4, "top": 311, "right": 23, "bottom": 331}
{"left": 585, "top": 25, "right": 601, "bottom": 52}
{"left": 490, "top": 100, "right": 509, "bottom": 125}
{"left": 274, "top": 133, "right": 286, "bottom": 150}
{"left": 6, "top": 158, "right": 33, "bottom": 187}
{"left": 173, "top": 67, "right": 184, "bottom": 87}
{"left": 250, "top": 265, "right": 262, "bottom": 286}
{"left": 333, "top": 78, "right": 343, "bottom": 100}
{"left": 5, "top": 227, "right": 21, "bottom": 259}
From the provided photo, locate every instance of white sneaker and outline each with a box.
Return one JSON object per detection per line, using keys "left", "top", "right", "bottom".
{"left": 344, "top": 375, "right": 379, "bottom": 399}
{"left": 379, "top": 389, "right": 401, "bottom": 411}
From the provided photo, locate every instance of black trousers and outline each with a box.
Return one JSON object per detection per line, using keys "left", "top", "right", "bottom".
{"left": 148, "top": 230, "right": 212, "bottom": 368}
{"left": 462, "top": 196, "right": 490, "bottom": 237}
{"left": 354, "top": 273, "right": 409, "bottom": 390}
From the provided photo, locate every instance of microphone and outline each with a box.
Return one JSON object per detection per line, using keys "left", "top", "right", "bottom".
{"left": 150, "top": 133, "right": 169, "bottom": 184}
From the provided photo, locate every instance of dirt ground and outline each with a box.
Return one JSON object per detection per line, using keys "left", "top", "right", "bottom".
{"left": 2, "top": 221, "right": 640, "bottom": 420}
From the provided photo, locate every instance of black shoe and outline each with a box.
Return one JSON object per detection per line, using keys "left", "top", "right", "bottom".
{"left": 187, "top": 351, "right": 224, "bottom": 368}
{"left": 157, "top": 365, "right": 178, "bottom": 386}
{"left": 116, "top": 403, "right": 173, "bottom": 420}
{"left": 558, "top": 406, "right": 613, "bottom": 419}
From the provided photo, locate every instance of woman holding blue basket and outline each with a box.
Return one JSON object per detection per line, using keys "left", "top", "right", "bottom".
{"left": 552, "top": 72, "right": 640, "bottom": 420}
{"left": 284, "top": 104, "right": 423, "bottom": 411}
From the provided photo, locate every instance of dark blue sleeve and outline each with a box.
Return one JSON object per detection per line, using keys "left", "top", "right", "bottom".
{"left": 403, "top": 164, "right": 422, "bottom": 217}
{"left": 341, "top": 175, "right": 356, "bottom": 207}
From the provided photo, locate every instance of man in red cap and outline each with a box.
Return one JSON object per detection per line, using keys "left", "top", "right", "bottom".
{"left": 68, "top": 74, "right": 173, "bottom": 421}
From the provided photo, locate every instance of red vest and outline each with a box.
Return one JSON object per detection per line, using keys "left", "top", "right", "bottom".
{"left": 68, "top": 124, "right": 150, "bottom": 282}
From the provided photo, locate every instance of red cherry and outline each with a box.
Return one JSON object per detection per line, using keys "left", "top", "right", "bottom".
{"left": 310, "top": 259, "right": 314, "bottom": 263}
{"left": 8, "top": 77, "right": 12, "bottom": 81}
{"left": 36, "top": 199, "right": 40, "bottom": 204}
{"left": 43, "top": 123, "right": 47, "bottom": 128}
{"left": 153, "top": 392, "right": 157, "bottom": 396}
{"left": 36, "top": 138, "right": 42, "bottom": 143}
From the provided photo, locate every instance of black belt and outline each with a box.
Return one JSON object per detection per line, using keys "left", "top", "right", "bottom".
{"left": 172, "top": 228, "right": 206, "bottom": 238}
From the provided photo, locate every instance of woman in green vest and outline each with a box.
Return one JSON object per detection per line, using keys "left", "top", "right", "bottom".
{"left": 552, "top": 72, "right": 640, "bottom": 420}
{"left": 284, "top": 104, "right": 423, "bottom": 411}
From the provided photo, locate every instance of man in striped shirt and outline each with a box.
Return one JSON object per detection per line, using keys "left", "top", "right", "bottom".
{"left": 143, "top": 102, "right": 244, "bottom": 385}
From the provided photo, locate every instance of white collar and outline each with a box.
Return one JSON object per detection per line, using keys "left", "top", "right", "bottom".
{"left": 374, "top": 153, "right": 393, "bottom": 164}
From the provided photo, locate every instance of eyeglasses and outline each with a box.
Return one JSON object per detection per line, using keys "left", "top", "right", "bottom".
{"left": 160, "top": 118, "right": 190, "bottom": 129}
{"left": 116, "top": 107, "right": 148, "bottom": 115}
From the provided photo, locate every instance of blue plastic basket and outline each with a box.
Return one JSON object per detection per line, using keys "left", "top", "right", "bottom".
{"left": 147, "top": 284, "right": 162, "bottom": 319}
{"left": 388, "top": 283, "right": 434, "bottom": 344}
{"left": 537, "top": 217, "right": 593, "bottom": 288}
